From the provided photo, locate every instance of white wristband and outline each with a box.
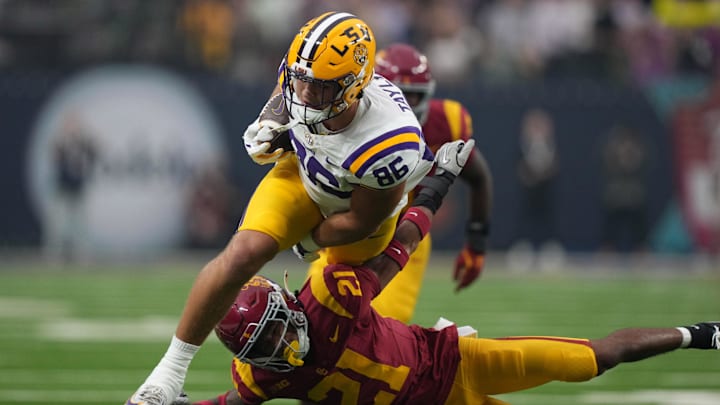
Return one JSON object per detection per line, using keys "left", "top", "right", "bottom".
{"left": 170, "top": 335, "right": 200, "bottom": 357}
{"left": 300, "top": 233, "right": 321, "bottom": 251}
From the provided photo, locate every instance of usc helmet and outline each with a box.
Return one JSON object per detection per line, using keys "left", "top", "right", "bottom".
{"left": 215, "top": 275, "right": 310, "bottom": 372}
{"left": 375, "top": 43, "right": 436, "bottom": 124}
{"left": 283, "top": 12, "right": 376, "bottom": 125}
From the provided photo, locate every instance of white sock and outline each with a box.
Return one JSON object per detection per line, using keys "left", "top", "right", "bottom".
{"left": 144, "top": 335, "right": 201, "bottom": 399}
{"left": 676, "top": 327, "right": 692, "bottom": 348}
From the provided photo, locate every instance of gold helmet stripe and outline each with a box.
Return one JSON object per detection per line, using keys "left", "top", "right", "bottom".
{"left": 297, "top": 12, "right": 355, "bottom": 68}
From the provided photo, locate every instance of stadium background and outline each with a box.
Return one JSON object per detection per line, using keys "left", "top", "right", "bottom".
{"left": 0, "top": 1, "right": 718, "bottom": 404}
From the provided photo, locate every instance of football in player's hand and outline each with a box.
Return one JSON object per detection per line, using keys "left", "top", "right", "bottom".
{"left": 260, "top": 93, "right": 290, "bottom": 126}
{"left": 259, "top": 93, "right": 292, "bottom": 151}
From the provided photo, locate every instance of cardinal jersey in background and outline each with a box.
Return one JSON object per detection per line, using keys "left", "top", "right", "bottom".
{"left": 368, "top": 97, "right": 476, "bottom": 323}
{"left": 423, "top": 98, "right": 474, "bottom": 152}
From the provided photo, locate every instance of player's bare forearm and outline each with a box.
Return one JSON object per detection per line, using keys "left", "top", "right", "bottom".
{"left": 460, "top": 147, "right": 493, "bottom": 224}
{"left": 313, "top": 184, "right": 404, "bottom": 247}
{"left": 314, "top": 210, "right": 380, "bottom": 246}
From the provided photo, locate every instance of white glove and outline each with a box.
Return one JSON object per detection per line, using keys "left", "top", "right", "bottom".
{"left": 434, "top": 139, "right": 475, "bottom": 176}
{"left": 292, "top": 234, "right": 320, "bottom": 263}
{"left": 242, "top": 118, "right": 292, "bottom": 165}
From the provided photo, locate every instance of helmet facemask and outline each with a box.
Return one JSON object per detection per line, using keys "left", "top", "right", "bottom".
{"left": 234, "top": 288, "right": 310, "bottom": 372}
{"left": 283, "top": 66, "right": 351, "bottom": 125}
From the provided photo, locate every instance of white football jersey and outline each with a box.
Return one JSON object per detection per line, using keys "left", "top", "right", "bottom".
{"left": 288, "top": 74, "right": 434, "bottom": 218}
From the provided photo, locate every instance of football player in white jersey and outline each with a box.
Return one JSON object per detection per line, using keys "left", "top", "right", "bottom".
{"left": 127, "top": 11, "right": 434, "bottom": 405}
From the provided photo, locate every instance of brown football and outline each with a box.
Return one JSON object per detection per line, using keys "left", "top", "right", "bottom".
{"left": 259, "top": 93, "right": 290, "bottom": 125}
{"left": 259, "top": 93, "right": 292, "bottom": 151}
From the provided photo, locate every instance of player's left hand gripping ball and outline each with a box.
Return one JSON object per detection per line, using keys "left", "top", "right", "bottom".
{"left": 243, "top": 94, "right": 294, "bottom": 165}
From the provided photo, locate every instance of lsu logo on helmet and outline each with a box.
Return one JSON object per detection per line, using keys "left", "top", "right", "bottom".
{"left": 282, "top": 12, "right": 376, "bottom": 125}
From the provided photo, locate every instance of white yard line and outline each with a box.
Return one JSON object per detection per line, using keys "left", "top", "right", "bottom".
{"left": 38, "top": 316, "right": 179, "bottom": 341}
{"left": 0, "top": 297, "right": 70, "bottom": 317}
{"left": 580, "top": 390, "right": 720, "bottom": 405}
{"left": 0, "top": 369, "right": 225, "bottom": 385}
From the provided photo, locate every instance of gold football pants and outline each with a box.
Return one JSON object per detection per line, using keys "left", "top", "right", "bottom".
{"left": 239, "top": 156, "right": 399, "bottom": 265}
{"left": 444, "top": 336, "right": 598, "bottom": 404}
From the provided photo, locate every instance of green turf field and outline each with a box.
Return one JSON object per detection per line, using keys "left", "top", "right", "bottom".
{"left": 1, "top": 254, "right": 718, "bottom": 405}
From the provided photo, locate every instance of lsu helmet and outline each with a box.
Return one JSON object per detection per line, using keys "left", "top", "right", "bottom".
{"left": 215, "top": 275, "right": 310, "bottom": 372}
{"left": 375, "top": 43, "right": 436, "bottom": 124}
{"left": 283, "top": 11, "right": 376, "bottom": 125}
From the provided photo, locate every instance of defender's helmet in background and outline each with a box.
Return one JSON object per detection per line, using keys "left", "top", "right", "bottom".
{"left": 215, "top": 275, "right": 310, "bottom": 372}
{"left": 375, "top": 43, "right": 436, "bottom": 124}
{"left": 283, "top": 11, "right": 376, "bottom": 125}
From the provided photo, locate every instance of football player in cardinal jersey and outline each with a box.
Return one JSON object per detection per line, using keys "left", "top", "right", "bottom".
{"left": 127, "top": 12, "right": 436, "bottom": 405}
{"left": 180, "top": 139, "right": 719, "bottom": 405}
{"left": 307, "top": 42, "right": 494, "bottom": 323}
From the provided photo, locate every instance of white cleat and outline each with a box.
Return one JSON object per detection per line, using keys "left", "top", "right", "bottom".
{"left": 126, "top": 385, "right": 168, "bottom": 405}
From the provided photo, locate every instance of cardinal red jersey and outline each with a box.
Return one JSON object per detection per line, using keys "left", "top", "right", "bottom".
{"left": 422, "top": 98, "right": 474, "bottom": 152}
{"left": 230, "top": 264, "right": 460, "bottom": 404}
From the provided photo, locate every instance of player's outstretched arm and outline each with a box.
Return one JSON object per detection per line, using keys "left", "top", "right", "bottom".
{"left": 454, "top": 145, "right": 493, "bottom": 292}
{"left": 367, "top": 139, "right": 474, "bottom": 289}
{"left": 591, "top": 322, "right": 719, "bottom": 375}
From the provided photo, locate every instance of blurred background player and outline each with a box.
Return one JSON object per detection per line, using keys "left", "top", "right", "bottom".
{"left": 127, "top": 12, "right": 436, "bottom": 405}
{"left": 307, "top": 42, "right": 493, "bottom": 323}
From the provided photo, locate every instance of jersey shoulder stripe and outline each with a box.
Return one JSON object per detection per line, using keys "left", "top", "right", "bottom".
{"left": 342, "top": 126, "right": 422, "bottom": 177}
{"left": 440, "top": 99, "right": 471, "bottom": 141}
{"left": 232, "top": 357, "right": 268, "bottom": 401}
{"left": 309, "top": 267, "right": 355, "bottom": 319}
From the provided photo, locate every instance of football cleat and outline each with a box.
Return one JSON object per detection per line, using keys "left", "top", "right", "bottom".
{"left": 710, "top": 323, "right": 720, "bottom": 349}
{"left": 126, "top": 385, "right": 167, "bottom": 405}
{"left": 170, "top": 390, "right": 191, "bottom": 405}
